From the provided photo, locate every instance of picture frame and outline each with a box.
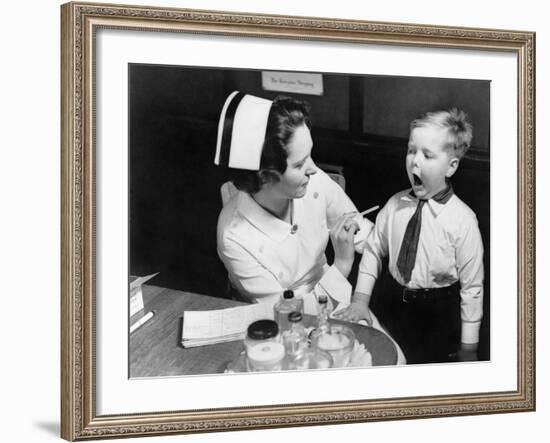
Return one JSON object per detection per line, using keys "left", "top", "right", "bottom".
{"left": 60, "top": 1, "right": 536, "bottom": 440}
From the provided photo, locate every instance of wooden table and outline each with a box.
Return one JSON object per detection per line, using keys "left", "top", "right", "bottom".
{"left": 130, "top": 285, "right": 397, "bottom": 377}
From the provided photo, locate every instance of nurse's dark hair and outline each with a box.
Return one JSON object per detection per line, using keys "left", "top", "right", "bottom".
{"left": 231, "top": 95, "right": 312, "bottom": 194}
{"left": 410, "top": 108, "right": 473, "bottom": 159}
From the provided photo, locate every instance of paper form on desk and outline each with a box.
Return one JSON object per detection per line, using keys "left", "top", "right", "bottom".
{"left": 181, "top": 303, "right": 274, "bottom": 347}
{"left": 129, "top": 272, "right": 159, "bottom": 317}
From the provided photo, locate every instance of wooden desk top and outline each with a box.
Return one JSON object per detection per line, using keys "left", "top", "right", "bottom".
{"left": 130, "top": 285, "right": 397, "bottom": 377}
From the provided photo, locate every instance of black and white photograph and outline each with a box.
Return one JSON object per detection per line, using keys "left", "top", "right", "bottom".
{"left": 128, "top": 64, "right": 491, "bottom": 377}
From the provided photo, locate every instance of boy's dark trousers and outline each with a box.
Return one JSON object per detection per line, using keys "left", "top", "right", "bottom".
{"left": 376, "top": 273, "right": 461, "bottom": 364}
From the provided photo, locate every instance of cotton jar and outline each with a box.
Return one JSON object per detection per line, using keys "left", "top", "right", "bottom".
{"left": 245, "top": 319, "right": 285, "bottom": 372}
{"left": 312, "top": 324, "right": 355, "bottom": 368}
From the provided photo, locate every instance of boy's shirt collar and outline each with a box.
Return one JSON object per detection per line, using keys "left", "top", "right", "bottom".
{"left": 401, "top": 188, "right": 454, "bottom": 217}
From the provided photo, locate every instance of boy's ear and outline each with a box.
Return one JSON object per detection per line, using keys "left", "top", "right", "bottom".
{"left": 446, "top": 157, "right": 460, "bottom": 178}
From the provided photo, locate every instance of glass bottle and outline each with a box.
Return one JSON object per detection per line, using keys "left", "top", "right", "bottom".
{"left": 273, "top": 289, "right": 303, "bottom": 333}
{"left": 316, "top": 294, "right": 331, "bottom": 335}
{"left": 283, "top": 311, "right": 309, "bottom": 370}
{"left": 245, "top": 319, "right": 285, "bottom": 372}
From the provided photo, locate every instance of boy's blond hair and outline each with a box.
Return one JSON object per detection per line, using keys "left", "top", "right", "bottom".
{"left": 410, "top": 108, "right": 473, "bottom": 159}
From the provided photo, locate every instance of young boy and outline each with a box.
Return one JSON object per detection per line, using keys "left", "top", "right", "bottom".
{"left": 336, "top": 108, "right": 484, "bottom": 364}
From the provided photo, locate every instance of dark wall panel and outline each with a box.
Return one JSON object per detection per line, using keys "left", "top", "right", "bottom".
{"left": 129, "top": 64, "right": 227, "bottom": 120}
{"left": 363, "top": 76, "right": 490, "bottom": 151}
{"left": 130, "top": 65, "right": 231, "bottom": 296}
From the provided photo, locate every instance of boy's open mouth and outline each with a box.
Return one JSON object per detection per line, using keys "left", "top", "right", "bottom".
{"left": 413, "top": 173, "right": 423, "bottom": 186}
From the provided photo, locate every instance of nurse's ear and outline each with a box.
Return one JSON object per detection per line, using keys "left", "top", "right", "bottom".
{"left": 258, "top": 168, "right": 281, "bottom": 186}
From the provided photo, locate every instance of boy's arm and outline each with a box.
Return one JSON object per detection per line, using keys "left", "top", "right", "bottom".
{"left": 349, "top": 274, "right": 377, "bottom": 325}
{"left": 335, "top": 268, "right": 377, "bottom": 324}
{"left": 455, "top": 215, "right": 485, "bottom": 359}
{"left": 334, "top": 201, "right": 391, "bottom": 323}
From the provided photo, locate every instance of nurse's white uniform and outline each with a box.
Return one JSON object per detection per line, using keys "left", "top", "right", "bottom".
{"left": 218, "top": 170, "right": 373, "bottom": 314}
{"left": 217, "top": 170, "right": 406, "bottom": 364}
{"left": 217, "top": 169, "right": 370, "bottom": 314}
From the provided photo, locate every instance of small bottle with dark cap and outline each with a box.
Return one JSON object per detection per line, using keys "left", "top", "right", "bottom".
{"left": 309, "top": 294, "right": 332, "bottom": 343}
{"left": 317, "top": 294, "right": 331, "bottom": 334}
{"left": 283, "top": 312, "right": 308, "bottom": 370}
{"left": 273, "top": 289, "right": 304, "bottom": 333}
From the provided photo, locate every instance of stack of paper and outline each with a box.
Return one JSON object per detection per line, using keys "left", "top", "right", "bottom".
{"left": 181, "top": 303, "right": 274, "bottom": 348}
{"left": 129, "top": 272, "right": 159, "bottom": 317}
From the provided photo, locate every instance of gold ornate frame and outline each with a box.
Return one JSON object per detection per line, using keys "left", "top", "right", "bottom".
{"left": 61, "top": 1, "right": 536, "bottom": 440}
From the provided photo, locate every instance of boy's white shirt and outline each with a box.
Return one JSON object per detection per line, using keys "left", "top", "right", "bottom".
{"left": 357, "top": 189, "right": 484, "bottom": 344}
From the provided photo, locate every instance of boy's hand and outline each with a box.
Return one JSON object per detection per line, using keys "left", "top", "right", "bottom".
{"left": 332, "top": 301, "right": 373, "bottom": 326}
{"left": 456, "top": 342, "right": 478, "bottom": 362}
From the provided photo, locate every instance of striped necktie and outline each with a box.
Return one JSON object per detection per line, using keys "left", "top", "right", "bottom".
{"left": 396, "top": 185, "right": 454, "bottom": 284}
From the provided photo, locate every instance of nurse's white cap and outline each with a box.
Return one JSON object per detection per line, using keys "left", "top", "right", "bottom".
{"left": 214, "top": 91, "right": 273, "bottom": 171}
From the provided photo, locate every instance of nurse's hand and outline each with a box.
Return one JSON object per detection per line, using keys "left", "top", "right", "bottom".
{"left": 330, "top": 212, "right": 360, "bottom": 278}
{"left": 332, "top": 301, "right": 373, "bottom": 326}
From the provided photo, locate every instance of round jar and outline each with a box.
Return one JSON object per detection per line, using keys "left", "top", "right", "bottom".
{"left": 312, "top": 324, "right": 355, "bottom": 368}
{"left": 245, "top": 320, "right": 285, "bottom": 372}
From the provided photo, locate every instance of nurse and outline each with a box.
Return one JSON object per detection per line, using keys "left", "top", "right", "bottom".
{"left": 215, "top": 91, "right": 372, "bottom": 315}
